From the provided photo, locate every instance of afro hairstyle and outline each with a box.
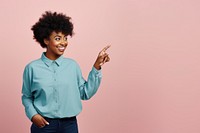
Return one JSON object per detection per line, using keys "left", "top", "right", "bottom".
{"left": 31, "top": 11, "right": 74, "bottom": 48}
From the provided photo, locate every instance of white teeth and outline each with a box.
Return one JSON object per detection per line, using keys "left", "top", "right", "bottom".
{"left": 58, "top": 46, "right": 65, "bottom": 50}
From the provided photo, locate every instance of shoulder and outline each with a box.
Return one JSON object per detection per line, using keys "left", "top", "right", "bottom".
{"left": 62, "top": 57, "right": 79, "bottom": 66}
{"left": 24, "top": 58, "right": 42, "bottom": 70}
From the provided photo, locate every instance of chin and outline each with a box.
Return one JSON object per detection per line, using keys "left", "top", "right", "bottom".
{"left": 57, "top": 51, "right": 65, "bottom": 55}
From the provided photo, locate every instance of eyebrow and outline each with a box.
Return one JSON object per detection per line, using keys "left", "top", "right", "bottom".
{"left": 54, "top": 35, "right": 61, "bottom": 38}
{"left": 54, "top": 35, "right": 68, "bottom": 38}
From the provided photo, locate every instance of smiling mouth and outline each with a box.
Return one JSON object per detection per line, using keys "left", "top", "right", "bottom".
{"left": 57, "top": 45, "right": 66, "bottom": 51}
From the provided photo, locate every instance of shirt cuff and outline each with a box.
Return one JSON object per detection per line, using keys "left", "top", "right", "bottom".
{"left": 26, "top": 106, "right": 38, "bottom": 121}
{"left": 92, "top": 66, "right": 102, "bottom": 77}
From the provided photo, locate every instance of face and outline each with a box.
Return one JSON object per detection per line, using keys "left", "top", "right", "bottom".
{"left": 44, "top": 31, "right": 68, "bottom": 60}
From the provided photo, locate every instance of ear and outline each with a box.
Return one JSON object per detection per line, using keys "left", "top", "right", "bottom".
{"left": 44, "top": 38, "right": 49, "bottom": 46}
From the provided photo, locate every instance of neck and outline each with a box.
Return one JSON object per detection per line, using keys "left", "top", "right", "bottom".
{"left": 45, "top": 51, "right": 60, "bottom": 60}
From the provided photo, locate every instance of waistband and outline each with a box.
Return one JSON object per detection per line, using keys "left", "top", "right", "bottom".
{"left": 44, "top": 116, "right": 76, "bottom": 121}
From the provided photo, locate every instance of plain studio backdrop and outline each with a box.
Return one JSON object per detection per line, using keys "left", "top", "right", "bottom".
{"left": 0, "top": 0, "right": 200, "bottom": 133}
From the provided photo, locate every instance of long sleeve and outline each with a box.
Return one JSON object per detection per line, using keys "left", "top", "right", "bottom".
{"left": 21, "top": 65, "right": 38, "bottom": 120}
{"left": 77, "top": 65, "right": 102, "bottom": 100}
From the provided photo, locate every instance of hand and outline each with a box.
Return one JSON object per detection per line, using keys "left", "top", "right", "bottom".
{"left": 31, "top": 114, "right": 49, "bottom": 128}
{"left": 94, "top": 45, "right": 111, "bottom": 70}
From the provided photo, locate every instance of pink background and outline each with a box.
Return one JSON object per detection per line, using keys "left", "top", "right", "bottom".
{"left": 0, "top": 0, "right": 200, "bottom": 133}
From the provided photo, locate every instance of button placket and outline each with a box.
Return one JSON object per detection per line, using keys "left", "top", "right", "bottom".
{"left": 52, "top": 61, "right": 59, "bottom": 114}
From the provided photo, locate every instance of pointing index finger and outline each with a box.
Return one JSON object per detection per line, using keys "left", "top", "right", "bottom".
{"left": 101, "top": 45, "right": 111, "bottom": 52}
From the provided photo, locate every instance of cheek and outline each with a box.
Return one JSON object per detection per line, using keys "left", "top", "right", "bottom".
{"left": 50, "top": 41, "right": 59, "bottom": 46}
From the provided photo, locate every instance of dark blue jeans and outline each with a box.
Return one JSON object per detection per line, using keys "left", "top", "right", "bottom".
{"left": 31, "top": 116, "right": 78, "bottom": 133}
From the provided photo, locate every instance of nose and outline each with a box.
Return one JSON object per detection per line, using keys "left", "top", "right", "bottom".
{"left": 61, "top": 39, "right": 67, "bottom": 45}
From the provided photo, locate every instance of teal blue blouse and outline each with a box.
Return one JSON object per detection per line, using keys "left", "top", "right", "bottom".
{"left": 22, "top": 53, "right": 102, "bottom": 120}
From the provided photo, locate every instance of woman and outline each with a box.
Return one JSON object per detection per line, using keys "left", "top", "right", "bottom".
{"left": 22, "top": 11, "right": 110, "bottom": 133}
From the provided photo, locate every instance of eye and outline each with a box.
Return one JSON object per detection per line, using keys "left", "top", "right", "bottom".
{"left": 64, "top": 36, "right": 68, "bottom": 41}
{"left": 55, "top": 37, "right": 61, "bottom": 41}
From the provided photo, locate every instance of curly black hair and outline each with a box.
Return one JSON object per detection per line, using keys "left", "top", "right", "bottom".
{"left": 31, "top": 11, "right": 74, "bottom": 48}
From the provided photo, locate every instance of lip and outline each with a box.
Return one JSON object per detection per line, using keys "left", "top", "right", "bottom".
{"left": 57, "top": 46, "right": 66, "bottom": 52}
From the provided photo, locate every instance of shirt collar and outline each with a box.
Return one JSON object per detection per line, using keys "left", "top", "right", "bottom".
{"left": 41, "top": 52, "right": 64, "bottom": 67}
